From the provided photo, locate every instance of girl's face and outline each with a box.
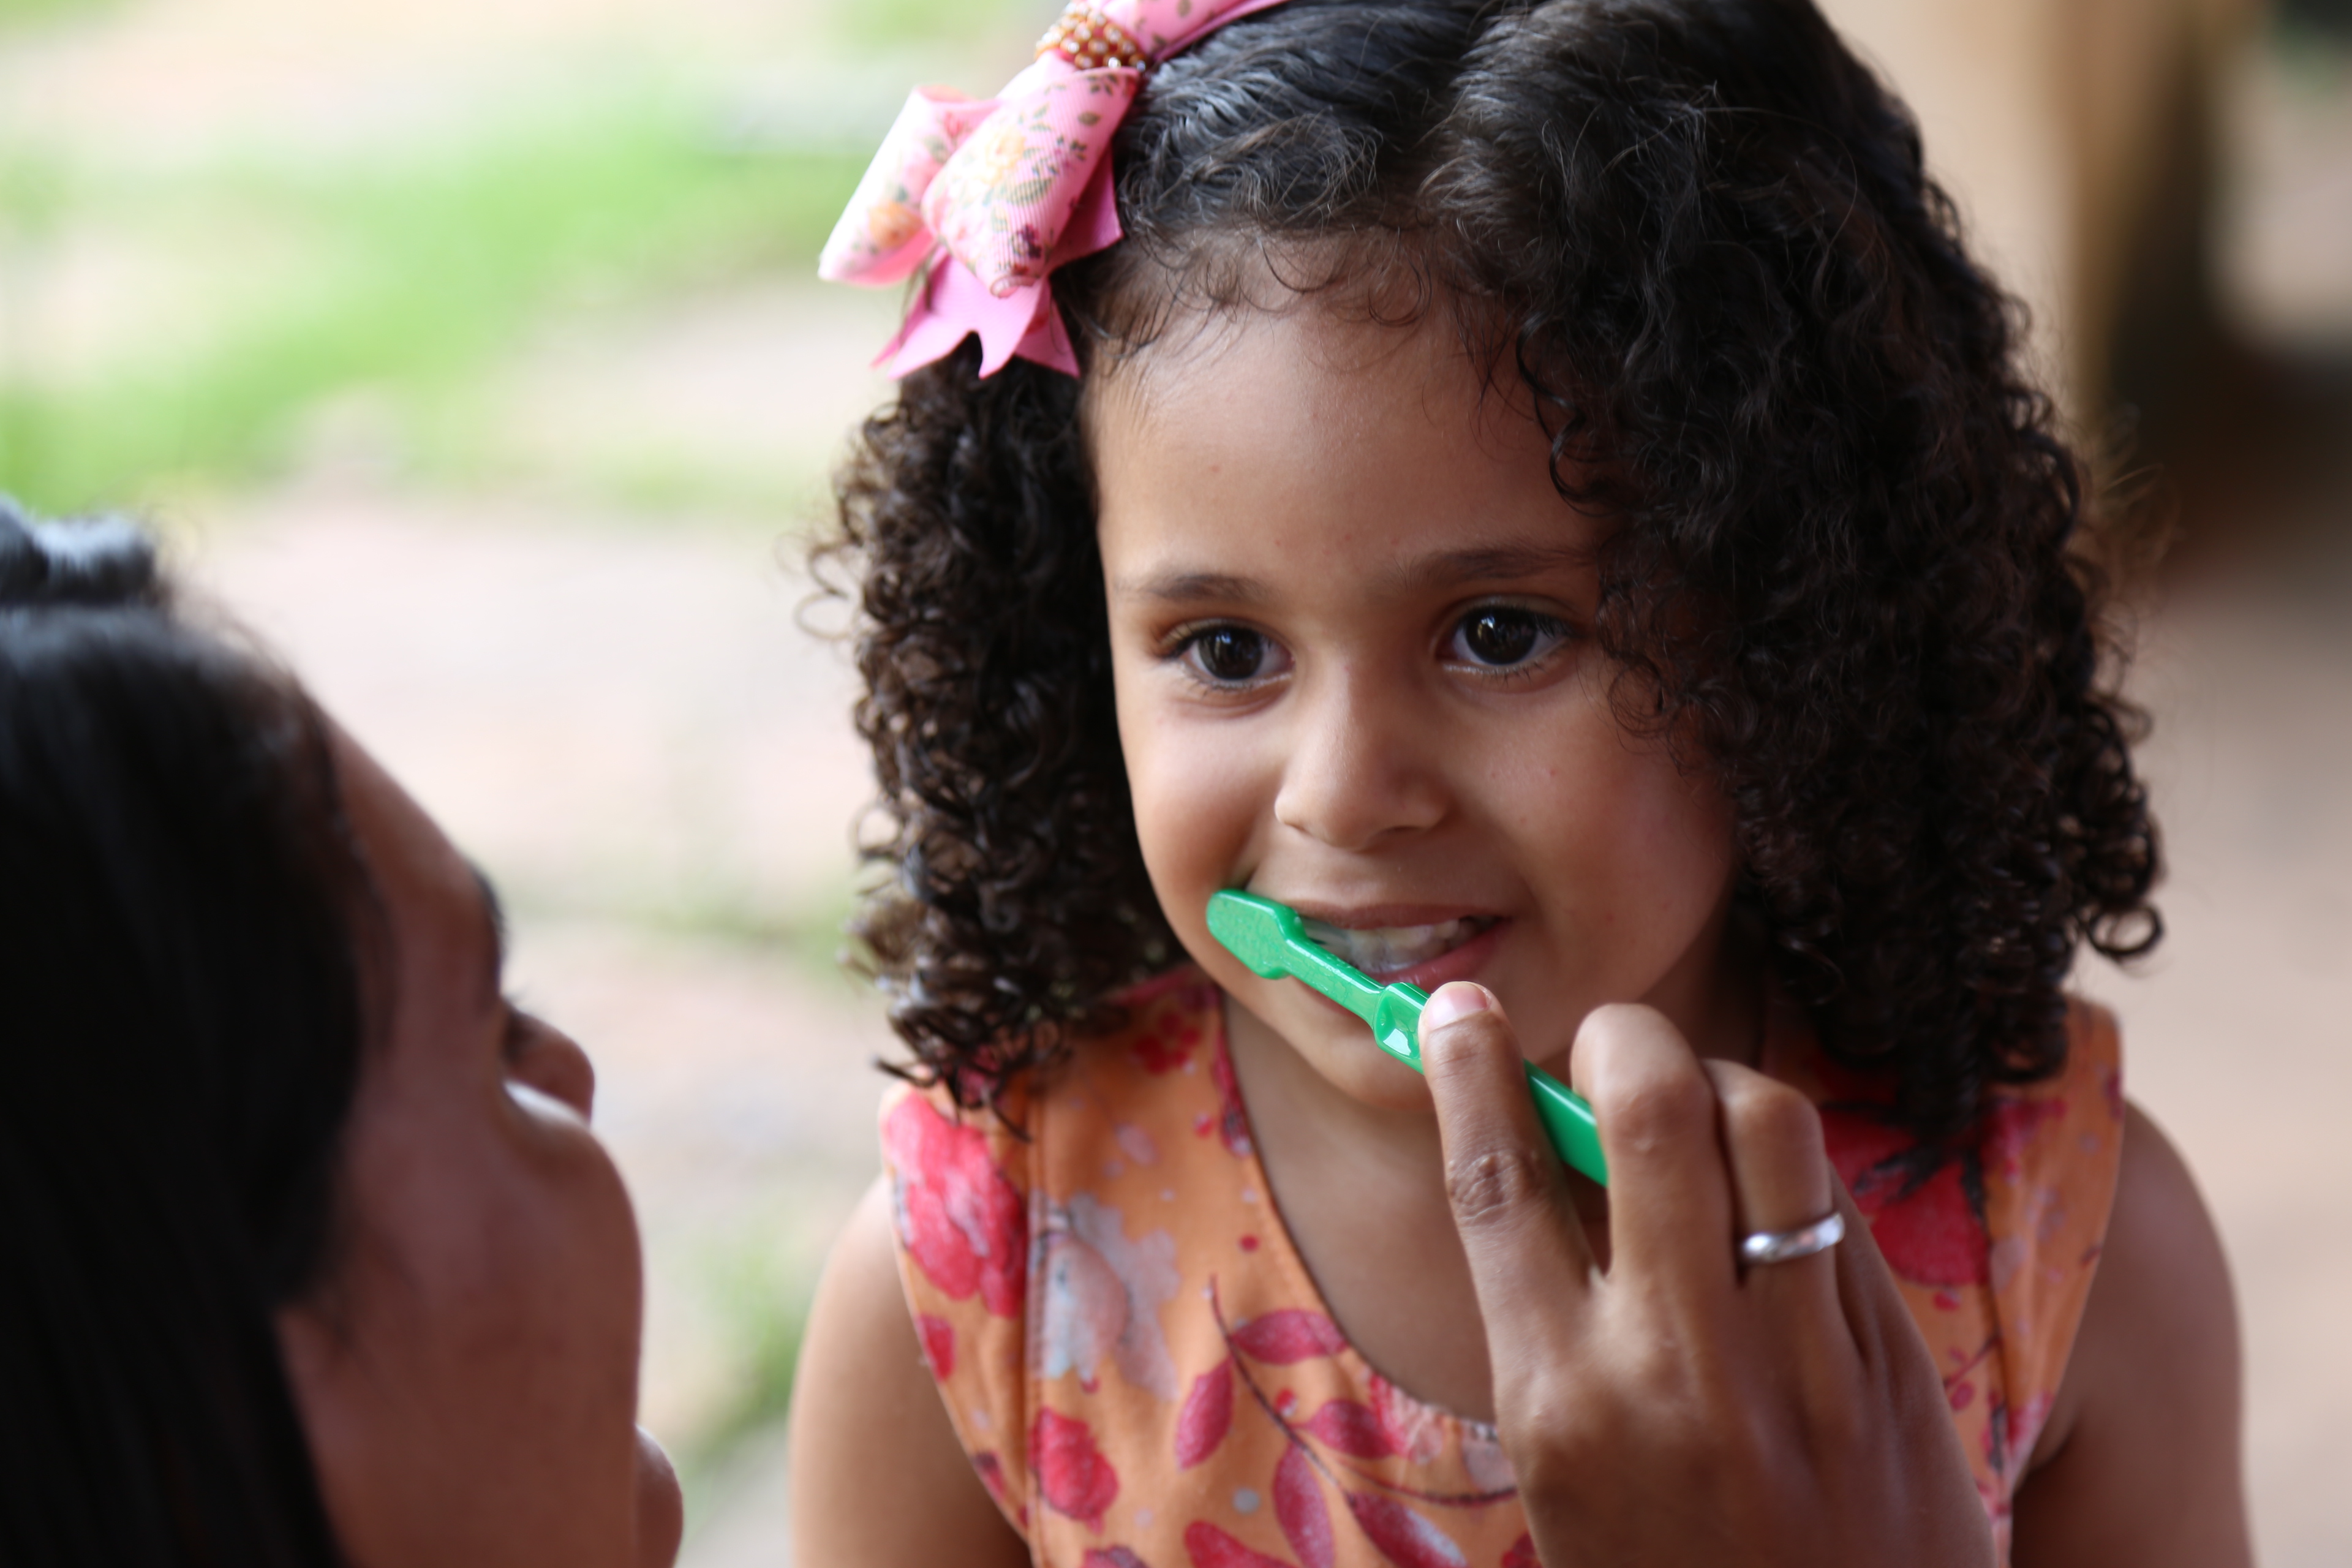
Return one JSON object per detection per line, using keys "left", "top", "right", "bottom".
{"left": 1095, "top": 303, "right": 1747, "bottom": 1107}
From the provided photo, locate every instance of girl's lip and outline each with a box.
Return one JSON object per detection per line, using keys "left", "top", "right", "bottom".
{"left": 1371, "top": 916, "right": 1508, "bottom": 992}
{"left": 1287, "top": 918, "right": 1510, "bottom": 1012}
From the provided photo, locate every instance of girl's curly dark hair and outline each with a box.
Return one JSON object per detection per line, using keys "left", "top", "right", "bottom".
{"left": 822, "top": 0, "right": 2160, "bottom": 1140}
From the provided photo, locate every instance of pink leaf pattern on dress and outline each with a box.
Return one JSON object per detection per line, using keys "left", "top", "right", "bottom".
{"left": 882, "top": 1093, "right": 1027, "bottom": 1315}
{"left": 1034, "top": 1408, "right": 1120, "bottom": 1531}
{"left": 1366, "top": 1373, "right": 1447, "bottom": 1464}
{"left": 1344, "top": 1493, "right": 1469, "bottom": 1568}
{"left": 1868, "top": 1157, "right": 1989, "bottom": 1287}
{"left": 1274, "top": 1446, "right": 1335, "bottom": 1568}
{"left": 1820, "top": 1106, "right": 1990, "bottom": 1287}
{"left": 1176, "top": 1358, "right": 1235, "bottom": 1469}
{"left": 1132, "top": 1010, "right": 1200, "bottom": 1074}
{"left": 1183, "top": 1521, "right": 1292, "bottom": 1568}
{"left": 1501, "top": 1532, "right": 1540, "bottom": 1568}
{"left": 1300, "top": 1398, "right": 1395, "bottom": 1458}
{"left": 915, "top": 1313, "right": 956, "bottom": 1379}
{"left": 1231, "top": 1310, "right": 1347, "bottom": 1365}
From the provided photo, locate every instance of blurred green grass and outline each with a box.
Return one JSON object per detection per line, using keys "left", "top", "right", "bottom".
{"left": 0, "top": 95, "right": 865, "bottom": 515}
{"left": 0, "top": 0, "right": 118, "bottom": 29}
{"left": 0, "top": 0, "right": 1081, "bottom": 521}
{"left": 504, "top": 873, "right": 864, "bottom": 991}
{"left": 832, "top": 0, "right": 1050, "bottom": 52}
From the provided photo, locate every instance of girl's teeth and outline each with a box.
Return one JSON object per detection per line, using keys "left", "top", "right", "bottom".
{"left": 1300, "top": 916, "right": 1489, "bottom": 976}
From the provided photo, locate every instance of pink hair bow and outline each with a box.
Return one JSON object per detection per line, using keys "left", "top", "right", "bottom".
{"left": 818, "top": 0, "right": 1291, "bottom": 379}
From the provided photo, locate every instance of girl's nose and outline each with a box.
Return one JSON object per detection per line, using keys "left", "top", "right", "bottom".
{"left": 1272, "top": 670, "right": 1450, "bottom": 851}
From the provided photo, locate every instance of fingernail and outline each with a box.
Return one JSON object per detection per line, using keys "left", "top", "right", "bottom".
{"left": 1420, "top": 982, "right": 1492, "bottom": 1033}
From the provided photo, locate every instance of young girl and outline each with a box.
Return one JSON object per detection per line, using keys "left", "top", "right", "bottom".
{"left": 790, "top": 2, "right": 2248, "bottom": 1564}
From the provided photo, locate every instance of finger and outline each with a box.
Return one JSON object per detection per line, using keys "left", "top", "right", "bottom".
{"left": 1822, "top": 1178, "right": 1968, "bottom": 1449}
{"left": 1826, "top": 1178, "right": 1885, "bottom": 1361}
{"left": 1822, "top": 1177, "right": 1926, "bottom": 1374}
{"left": 1566, "top": 1004, "right": 1736, "bottom": 1294}
{"left": 1705, "top": 1060, "right": 1850, "bottom": 1389}
{"left": 1705, "top": 1060, "right": 1839, "bottom": 1282}
{"left": 1422, "top": 982, "right": 1599, "bottom": 1355}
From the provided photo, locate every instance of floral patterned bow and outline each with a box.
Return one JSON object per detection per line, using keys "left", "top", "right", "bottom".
{"left": 818, "top": 0, "right": 1291, "bottom": 379}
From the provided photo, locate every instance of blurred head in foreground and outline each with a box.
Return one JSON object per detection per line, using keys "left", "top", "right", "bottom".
{"left": 0, "top": 501, "right": 681, "bottom": 1567}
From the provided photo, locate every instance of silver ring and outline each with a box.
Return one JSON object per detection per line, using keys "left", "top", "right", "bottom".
{"left": 1737, "top": 1209, "right": 1846, "bottom": 1266}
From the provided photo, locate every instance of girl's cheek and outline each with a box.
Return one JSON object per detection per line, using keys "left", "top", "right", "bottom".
{"left": 1131, "top": 747, "right": 1242, "bottom": 867}
{"left": 1127, "top": 735, "right": 1267, "bottom": 892}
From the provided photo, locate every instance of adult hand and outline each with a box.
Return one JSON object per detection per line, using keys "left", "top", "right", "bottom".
{"left": 1418, "top": 984, "right": 1992, "bottom": 1568}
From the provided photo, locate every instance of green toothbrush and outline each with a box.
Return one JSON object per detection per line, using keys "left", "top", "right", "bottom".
{"left": 1206, "top": 890, "right": 1608, "bottom": 1186}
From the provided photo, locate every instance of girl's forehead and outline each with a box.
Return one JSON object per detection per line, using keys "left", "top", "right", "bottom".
{"left": 1091, "top": 291, "right": 1493, "bottom": 424}
{"left": 1090, "top": 303, "right": 1588, "bottom": 584}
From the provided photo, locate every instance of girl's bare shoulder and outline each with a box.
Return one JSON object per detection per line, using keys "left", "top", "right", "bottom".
{"left": 786, "top": 1176, "right": 1031, "bottom": 1568}
{"left": 2011, "top": 1102, "right": 2250, "bottom": 1567}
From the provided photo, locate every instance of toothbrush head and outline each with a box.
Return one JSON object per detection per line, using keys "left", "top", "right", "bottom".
{"left": 1205, "top": 889, "right": 1310, "bottom": 980}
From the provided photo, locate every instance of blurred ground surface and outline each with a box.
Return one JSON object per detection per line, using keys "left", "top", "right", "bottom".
{"left": 7, "top": 0, "right": 2351, "bottom": 1563}
{"left": 2076, "top": 544, "right": 2352, "bottom": 1568}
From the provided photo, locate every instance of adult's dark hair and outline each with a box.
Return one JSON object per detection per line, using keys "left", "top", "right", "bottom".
{"left": 0, "top": 499, "right": 374, "bottom": 1566}
{"left": 826, "top": 0, "right": 2160, "bottom": 1140}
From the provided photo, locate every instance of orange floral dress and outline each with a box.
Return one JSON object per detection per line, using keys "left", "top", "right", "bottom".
{"left": 880, "top": 970, "right": 2124, "bottom": 1568}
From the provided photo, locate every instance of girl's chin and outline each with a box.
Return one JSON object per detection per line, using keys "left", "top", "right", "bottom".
{"left": 1296, "top": 1023, "right": 1440, "bottom": 1110}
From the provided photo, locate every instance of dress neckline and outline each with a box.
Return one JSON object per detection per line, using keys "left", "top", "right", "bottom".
{"left": 1200, "top": 982, "right": 1504, "bottom": 1438}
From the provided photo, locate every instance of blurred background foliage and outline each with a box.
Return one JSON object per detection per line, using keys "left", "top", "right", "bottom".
{"left": 829, "top": 0, "right": 1041, "bottom": 51}
{"left": 0, "top": 0, "right": 1056, "bottom": 521}
{"left": 0, "top": 0, "right": 118, "bottom": 27}
{"left": 0, "top": 115, "right": 864, "bottom": 511}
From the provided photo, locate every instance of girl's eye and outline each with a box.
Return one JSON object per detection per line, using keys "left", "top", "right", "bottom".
{"left": 1449, "top": 606, "right": 1569, "bottom": 669}
{"left": 1182, "top": 625, "right": 1286, "bottom": 684}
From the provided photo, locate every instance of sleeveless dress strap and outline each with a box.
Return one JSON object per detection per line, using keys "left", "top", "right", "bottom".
{"left": 1779, "top": 997, "right": 2127, "bottom": 1551}
{"left": 880, "top": 1076, "right": 1040, "bottom": 1535}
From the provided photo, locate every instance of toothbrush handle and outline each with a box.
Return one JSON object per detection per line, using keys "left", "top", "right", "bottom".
{"left": 1525, "top": 1062, "right": 1609, "bottom": 1187}
{"left": 1384, "top": 982, "right": 1608, "bottom": 1187}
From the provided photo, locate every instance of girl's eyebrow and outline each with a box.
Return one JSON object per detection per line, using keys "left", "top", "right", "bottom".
{"left": 1378, "top": 542, "right": 1591, "bottom": 591}
{"left": 1113, "top": 569, "right": 1268, "bottom": 605}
